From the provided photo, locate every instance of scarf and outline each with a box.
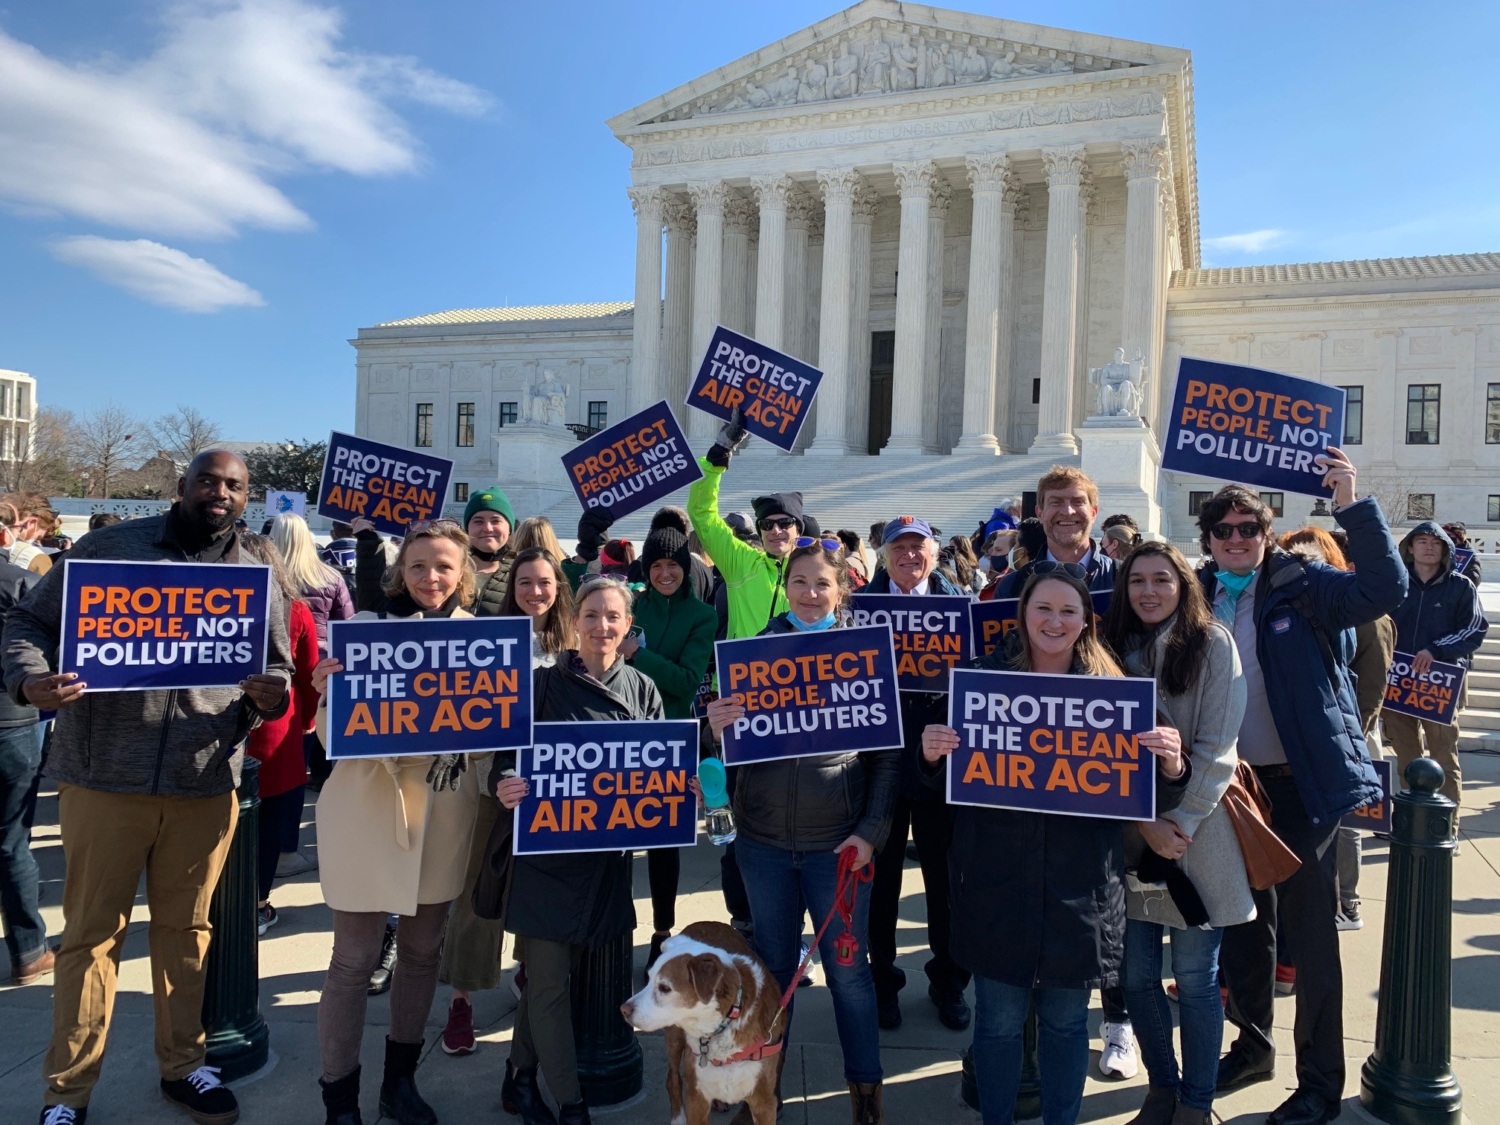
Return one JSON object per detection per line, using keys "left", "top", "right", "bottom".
{"left": 1213, "top": 569, "right": 1256, "bottom": 626}
{"left": 788, "top": 609, "right": 836, "bottom": 632}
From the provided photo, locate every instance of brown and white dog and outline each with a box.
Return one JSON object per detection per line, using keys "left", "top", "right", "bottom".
{"left": 621, "top": 920, "right": 783, "bottom": 1125}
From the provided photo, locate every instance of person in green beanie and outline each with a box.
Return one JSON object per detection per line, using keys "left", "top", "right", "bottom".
{"left": 463, "top": 486, "right": 516, "bottom": 616}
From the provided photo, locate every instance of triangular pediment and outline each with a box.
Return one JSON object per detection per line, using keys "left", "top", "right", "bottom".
{"left": 609, "top": 0, "right": 1186, "bottom": 132}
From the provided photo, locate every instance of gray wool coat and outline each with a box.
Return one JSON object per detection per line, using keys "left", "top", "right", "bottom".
{"left": 1123, "top": 620, "right": 1256, "bottom": 930}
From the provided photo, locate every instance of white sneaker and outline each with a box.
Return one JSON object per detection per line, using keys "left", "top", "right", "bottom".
{"left": 1099, "top": 1019, "right": 1139, "bottom": 1079}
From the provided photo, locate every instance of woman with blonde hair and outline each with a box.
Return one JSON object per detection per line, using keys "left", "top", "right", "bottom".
{"left": 510, "top": 516, "right": 567, "bottom": 562}
{"left": 271, "top": 513, "right": 354, "bottom": 657}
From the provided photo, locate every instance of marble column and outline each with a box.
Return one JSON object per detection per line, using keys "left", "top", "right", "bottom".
{"left": 751, "top": 175, "right": 793, "bottom": 350}
{"left": 1120, "top": 139, "right": 1168, "bottom": 417}
{"left": 847, "top": 185, "right": 878, "bottom": 456}
{"left": 662, "top": 197, "right": 695, "bottom": 419}
{"left": 995, "top": 178, "right": 1026, "bottom": 447}
{"left": 784, "top": 189, "right": 813, "bottom": 362}
{"left": 627, "top": 186, "right": 666, "bottom": 414}
{"left": 688, "top": 180, "right": 727, "bottom": 442}
{"left": 957, "top": 154, "right": 1008, "bottom": 454}
{"left": 1032, "top": 145, "right": 1087, "bottom": 456}
{"left": 923, "top": 177, "right": 951, "bottom": 452}
{"left": 722, "top": 193, "right": 756, "bottom": 336}
{"left": 887, "top": 160, "right": 939, "bottom": 454}
{"left": 808, "top": 169, "right": 862, "bottom": 456}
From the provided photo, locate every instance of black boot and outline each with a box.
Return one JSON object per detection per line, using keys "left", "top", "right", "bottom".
{"left": 556, "top": 1102, "right": 592, "bottom": 1125}
{"left": 368, "top": 921, "right": 397, "bottom": 995}
{"left": 1125, "top": 1085, "right": 1178, "bottom": 1125}
{"left": 319, "top": 1067, "right": 363, "bottom": 1125}
{"left": 849, "top": 1081, "right": 884, "bottom": 1125}
{"left": 504, "top": 1060, "right": 557, "bottom": 1125}
{"left": 378, "top": 1038, "right": 436, "bottom": 1125}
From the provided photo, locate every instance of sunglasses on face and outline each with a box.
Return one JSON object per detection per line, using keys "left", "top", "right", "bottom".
{"left": 1030, "top": 560, "right": 1087, "bottom": 580}
{"left": 795, "top": 536, "right": 842, "bottom": 551}
{"left": 759, "top": 517, "right": 798, "bottom": 532}
{"left": 1209, "top": 522, "right": 1265, "bottom": 542}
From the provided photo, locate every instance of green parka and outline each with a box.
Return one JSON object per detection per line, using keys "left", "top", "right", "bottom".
{"left": 629, "top": 581, "right": 717, "bottom": 719}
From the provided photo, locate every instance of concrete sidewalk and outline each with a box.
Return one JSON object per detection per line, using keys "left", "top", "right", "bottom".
{"left": 3, "top": 753, "right": 1498, "bottom": 1125}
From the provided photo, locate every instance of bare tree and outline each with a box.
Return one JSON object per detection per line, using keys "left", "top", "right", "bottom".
{"left": 1, "top": 406, "right": 81, "bottom": 494}
{"left": 73, "top": 404, "right": 148, "bottom": 499}
{"left": 1363, "top": 471, "right": 1424, "bottom": 527}
{"left": 152, "top": 405, "right": 223, "bottom": 463}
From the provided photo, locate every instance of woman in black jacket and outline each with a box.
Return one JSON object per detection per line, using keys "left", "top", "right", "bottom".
{"left": 706, "top": 540, "right": 899, "bottom": 1125}
{"left": 495, "top": 575, "right": 664, "bottom": 1125}
{"left": 920, "top": 565, "right": 1188, "bottom": 1125}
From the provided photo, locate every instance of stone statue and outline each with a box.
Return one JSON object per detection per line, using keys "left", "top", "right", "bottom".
{"left": 828, "top": 43, "right": 859, "bottom": 98}
{"left": 925, "top": 41, "right": 952, "bottom": 87}
{"left": 990, "top": 50, "right": 1018, "bottom": 81}
{"left": 528, "top": 369, "right": 570, "bottom": 427}
{"left": 891, "top": 35, "right": 918, "bottom": 91}
{"left": 956, "top": 45, "right": 991, "bottom": 84}
{"left": 860, "top": 39, "right": 891, "bottom": 94}
{"left": 799, "top": 56, "right": 828, "bottom": 103}
{"left": 1090, "top": 347, "right": 1147, "bottom": 418}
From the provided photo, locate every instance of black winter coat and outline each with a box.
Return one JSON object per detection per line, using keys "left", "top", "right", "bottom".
{"left": 1393, "top": 522, "right": 1489, "bottom": 669}
{"left": 0, "top": 558, "right": 38, "bottom": 729}
{"left": 500, "top": 655, "right": 664, "bottom": 946}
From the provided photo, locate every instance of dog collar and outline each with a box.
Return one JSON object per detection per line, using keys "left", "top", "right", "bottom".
{"left": 711, "top": 1035, "right": 783, "bottom": 1067}
{"left": 696, "top": 986, "right": 745, "bottom": 1067}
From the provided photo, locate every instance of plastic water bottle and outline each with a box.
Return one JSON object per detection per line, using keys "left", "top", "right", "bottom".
{"left": 698, "top": 758, "right": 737, "bottom": 846}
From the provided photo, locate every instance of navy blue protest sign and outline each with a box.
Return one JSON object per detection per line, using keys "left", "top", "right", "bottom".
{"left": 946, "top": 667, "right": 1157, "bottom": 821}
{"left": 317, "top": 431, "right": 454, "bottom": 536}
{"left": 514, "top": 719, "right": 699, "bottom": 855}
{"left": 716, "top": 625, "right": 903, "bottom": 766}
{"left": 849, "top": 594, "right": 972, "bottom": 692}
{"left": 1162, "top": 358, "right": 1345, "bottom": 498}
{"left": 970, "top": 591, "right": 1113, "bottom": 658}
{"left": 1342, "top": 758, "right": 1393, "bottom": 833}
{"left": 325, "top": 616, "right": 533, "bottom": 760}
{"left": 61, "top": 559, "right": 271, "bottom": 691}
{"left": 1452, "top": 547, "right": 1475, "bottom": 575}
{"left": 561, "top": 400, "right": 702, "bottom": 519}
{"left": 1382, "top": 651, "right": 1465, "bottom": 727}
{"left": 687, "top": 325, "right": 822, "bottom": 452}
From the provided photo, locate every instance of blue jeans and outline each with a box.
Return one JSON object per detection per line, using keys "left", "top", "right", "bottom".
{"left": 1123, "top": 918, "right": 1223, "bottom": 1113}
{"left": 0, "top": 723, "right": 47, "bottom": 968}
{"left": 971, "top": 976, "right": 1090, "bottom": 1125}
{"left": 735, "top": 834, "right": 881, "bottom": 1084}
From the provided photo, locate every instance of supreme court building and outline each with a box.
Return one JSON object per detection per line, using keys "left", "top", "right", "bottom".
{"left": 353, "top": 1, "right": 1500, "bottom": 538}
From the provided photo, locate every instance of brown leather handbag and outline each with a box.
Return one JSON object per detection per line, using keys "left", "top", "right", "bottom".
{"left": 1220, "top": 763, "right": 1301, "bottom": 890}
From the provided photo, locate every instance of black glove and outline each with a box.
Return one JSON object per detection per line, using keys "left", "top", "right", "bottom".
{"left": 426, "top": 753, "right": 468, "bottom": 792}
{"left": 576, "top": 506, "right": 615, "bottom": 562}
{"left": 705, "top": 407, "right": 750, "bottom": 468}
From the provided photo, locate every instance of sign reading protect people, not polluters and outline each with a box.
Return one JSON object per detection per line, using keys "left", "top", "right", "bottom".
{"left": 970, "top": 591, "right": 1114, "bottom": 658}
{"left": 514, "top": 719, "right": 700, "bottom": 855}
{"left": 715, "top": 625, "right": 904, "bottom": 766}
{"left": 316, "top": 431, "right": 454, "bottom": 537}
{"left": 849, "top": 594, "right": 973, "bottom": 692}
{"left": 1382, "top": 651, "right": 1466, "bottom": 727}
{"left": 1161, "top": 358, "right": 1346, "bottom": 498}
{"left": 945, "top": 667, "right": 1158, "bottom": 821}
{"left": 325, "top": 616, "right": 533, "bottom": 760}
{"left": 560, "top": 399, "right": 702, "bottom": 520}
{"left": 1341, "top": 758, "right": 1393, "bottom": 834}
{"left": 687, "top": 325, "right": 823, "bottom": 452}
{"left": 60, "top": 559, "right": 272, "bottom": 691}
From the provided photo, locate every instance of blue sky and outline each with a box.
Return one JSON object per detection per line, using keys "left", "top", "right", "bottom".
{"left": 1, "top": 0, "right": 1497, "bottom": 442}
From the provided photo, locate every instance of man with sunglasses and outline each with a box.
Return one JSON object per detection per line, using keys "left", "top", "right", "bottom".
{"left": 1196, "top": 448, "right": 1405, "bottom": 1125}
{"left": 993, "top": 466, "right": 1118, "bottom": 600}
{"left": 862, "top": 516, "right": 974, "bottom": 1032}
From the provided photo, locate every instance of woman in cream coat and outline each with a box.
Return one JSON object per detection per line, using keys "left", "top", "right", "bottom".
{"left": 312, "top": 520, "right": 484, "bottom": 1125}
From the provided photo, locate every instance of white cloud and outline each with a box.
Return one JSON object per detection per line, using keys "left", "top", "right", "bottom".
{"left": 1201, "top": 229, "right": 1289, "bottom": 256}
{"left": 51, "top": 236, "right": 266, "bottom": 312}
{"left": 0, "top": 0, "right": 491, "bottom": 239}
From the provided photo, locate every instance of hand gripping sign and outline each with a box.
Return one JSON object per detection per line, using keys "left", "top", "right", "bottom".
{"left": 317, "top": 431, "right": 454, "bottom": 536}
{"left": 1162, "top": 358, "right": 1346, "bottom": 498}
{"left": 61, "top": 560, "right": 271, "bottom": 691}
{"left": 849, "top": 594, "right": 973, "bottom": 692}
{"left": 687, "top": 325, "right": 823, "bottom": 452}
{"left": 561, "top": 400, "right": 702, "bottom": 520}
{"left": 514, "top": 719, "right": 700, "bottom": 855}
{"left": 946, "top": 667, "right": 1158, "bottom": 821}
{"left": 1341, "top": 758, "right": 1393, "bottom": 834}
{"left": 970, "top": 591, "right": 1113, "bottom": 658}
{"left": 715, "top": 625, "right": 904, "bottom": 766}
{"left": 1382, "top": 651, "right": 1466, "bottom": 726}
{"left": 325, "top": 616, "right": 533, "bottom": 760}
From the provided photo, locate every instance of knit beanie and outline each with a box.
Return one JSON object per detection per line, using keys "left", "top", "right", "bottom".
{"left": 751, "top": 491, "right": 805, "bottom": 529}
{"left": 463, "top": 487, "right": 515, "bottom": 532}
{"left": 642, "top": 527, "right": 691, "bottom": 575}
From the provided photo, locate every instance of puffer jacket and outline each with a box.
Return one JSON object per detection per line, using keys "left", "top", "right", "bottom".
{"left": 687, "top": 459, "right": 789, "bottom": 640}
{"left": 301, "top": 573, "right": 354, "bottom": 656}
{"left": 730, "top": 613, "right": 900, "bottom": 853}
{"left": 630, "top": 582, "right": 717, "bottom": 719}
{"left": 1392, "top": 522, "right": 1489, "bottom": 669}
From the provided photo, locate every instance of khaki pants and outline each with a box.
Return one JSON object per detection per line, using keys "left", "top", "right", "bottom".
{"left": 1383, "top": 709, "right": 1463, "bottom": 822}
{"left": 45, "top": 784, "right": 237, "bottom": 1108}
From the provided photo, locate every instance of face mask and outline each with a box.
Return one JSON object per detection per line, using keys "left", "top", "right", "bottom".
{"left": 789, "top": 609, "right": 836, "bottom": 632}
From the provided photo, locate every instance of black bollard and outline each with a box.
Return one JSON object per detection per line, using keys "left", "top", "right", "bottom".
{"left": 959, "top": 999, "right": 1040, "bottom": 1120}
{"left": 572, "top": 930, "right": 643, "bottom": 1105}
{"left": 202, "top": 757, "right": 271, "bottom": 1080}
{"left": 1359, "top": 758, "right": 1462, "bottom": 1124}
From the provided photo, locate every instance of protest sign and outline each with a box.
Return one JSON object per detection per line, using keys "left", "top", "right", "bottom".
{"left": 1382, "top": 651, "right": 1466, "bottom": 726}
{"left": 61, "top": 560, "right": 271, "bottom": 691}
{"left": 316, "top": 431, "right": 453, "bottom": 536}
{"left": 971, "top": 590, "right": 1114, "bottom": 658}
{"left": 849, "top": 594, "right": 972, "bottom": 692}
{"left": 1452, "top": 546, "right": 1475, "bottom": 575}
{"left": 325, "top": 616, "right": 533, "bottom": 760}
{"left": 1162, "top": 358, "right": 1345, "bottom": 498}
{"left": 687, "top": 325, "right": 822, "bottom": 452}
{"left": 946, "top": 667, "right": 1157, "bottom": 821}
{"left": 716, "top": 625, "right": 903, "bottom": 765}
{"left": 561, "top": 400, "right": 702, "bottom": 519}
{"left": 514, "top": 719, "right": 699, "bottom": 855}
{"left": 266, "top": 490, "right": 306, "bottom": 517}
{"left": 1341, "top": 758, "right": 1393, "bottom": 834}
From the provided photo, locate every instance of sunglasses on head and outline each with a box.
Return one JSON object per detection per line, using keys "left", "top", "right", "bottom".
{"left": 1030, "top": 560, "right": 1087, "bottom": 580}
{"left": 794, "top": 536, "right": 842, "bottom": 552}
{"left": 759, "top": 516, "right": 798, "bottom": 532}
{"left": 405, "top": 517, "right": 462, "bottom": 539}
{"left": 1209, "top": 522, "right": 1265, "bottom": 542}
